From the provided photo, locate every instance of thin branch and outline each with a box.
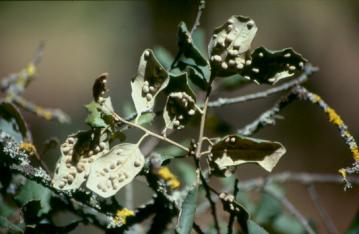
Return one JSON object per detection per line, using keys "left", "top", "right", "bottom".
{"left": 208, "top": 64, "right": 318, "bottom": 108}
{"left": 193, "top": 222, "right": 205, "bottom": 234}
{"left": 227, "top": 179, "right": 239, "bottom": 234}
{"left": 306, "top": 184, "right": 339, "bottom": 234}
{"left": 238, "top": 88, "right": 298, "bottom": 136}
{"left": 191, "top": 0, "right": 206, "bottom": 34}
{"left": 294, "top": 86, "right": 359, "bottom": 188}
{"left": 265, "top": 188, "right": 315, "bottom": 234}
{"left": 197, "top": 171, "right": 359, "bottom": 214}
{"left": 110, "top": 110, "right": 189, "bottom": 152}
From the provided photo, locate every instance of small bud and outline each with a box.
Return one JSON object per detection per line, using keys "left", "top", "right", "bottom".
{"left": 259, "top": 52, "right": 264, "bottom": 57}
{"left": 252, "top": 68, "right": 259, "bottom": 73}
{"left": 284, "top": 53, "right": 291, "bottom": 58}
{"left": 144, "top": 50, "right": 150, "bottom": 59}
{"left": 245, "top": 60, "right": 252, "bottom": 65}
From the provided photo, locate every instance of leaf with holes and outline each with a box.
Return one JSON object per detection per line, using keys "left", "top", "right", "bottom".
{"left": 86, "top": 143, "right": 145, "bottom": 198}
{"left": 241, "top": 47, "right": 307, "bottom": 84}
{"left": 178, "top": 21, "right": 208, "bottom": 67}
{"left": 131, "top": 49, "right": 169, "bottom": 115}
{"left": 208, "top": 15, "right": 257, "bottom": 77}
{"left": 163, "top": 92, "right": 198, "bottom": 130}
{"left": 52, "top": 130, "right": 110, "bottom": 191}
{"left": 209, "top": 135, "right": 286, "bottom": 176}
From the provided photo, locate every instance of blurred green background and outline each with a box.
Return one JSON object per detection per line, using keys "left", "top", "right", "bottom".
{"left": 1, "top": 0, "right": 359, "bottom": 233}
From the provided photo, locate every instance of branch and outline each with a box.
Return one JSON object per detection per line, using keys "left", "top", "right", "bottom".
{"left": 265, "top": 188, "right": 315, "bottom": 234}
{"left": 208, "top": 64, "right": 318, "bottom": 108}
{"left": 294, "top": 86, "right": 359, "bottom": 188}
{"left": 306, "top": 184, "right": 339, "bottom": 234}
{"left": 238, "top": 88, "right": 298, "bottom": 136}
{"left": 0, "top": 131, "right": 117, "bottom": 227}
{"left": 191, "top": 0, "right": 206, "bottom": 34}
{"left": 227, "top": 179, "right": 239, "bottom": 234}
{"left": 197, "top": 171, "right": 359, "bottom": 214}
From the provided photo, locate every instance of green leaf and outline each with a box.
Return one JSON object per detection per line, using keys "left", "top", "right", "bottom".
{"left": 52, "top": 130, "right": 110, "bottom": 191}
{"left": 166, "top": 72, "right": 196, "bottom": 99}
{"left": 219, "top": 73, "right": 251, "bottom": 91}
{"left": 209, "top": 135, "right": 286, "bottom": 176}
{"left": 131, "top": 49, "right": 169, "bottom": 115}
{"left": 0, "top": 216, "right": 24, "bottom": 233}
{"left": 192, "top": 28, "right": 207, "bottom": 57}
{"left": 177, "top": 21, "right": 208, "bottom": 67}
{"left": 177, "top": 58, "right": 210, "bottom": 91}
{"left": 0, "top": 196, "right": 15, "bottom": 217}
{"left": 163, "top": 92, "right": 198, "bottom": 130}
{"left": 86, "top": 143, "right": 145, "bottom": 198}
{"left": 85, "top": 101, "right": 107, "bottom": 128}
{"left": 241, "top": 47, "right": 307, "bottom": 84}
{"left": 175, "top": 161, "right": 196, "bottom": 186}
{"left": 272, "top": 214, "right": 305, "bottom": 234}
{"left": 0, "top": 101, "right": 31, "bottom": 143}
{"left": 208, "top": 15, "right": 257, "bottom": 77}
{"left": 154, "top": 46, "right": 174, "bottom": 70}
{"left": 347, "top": 211, "right": 359, "bottom": 234}
{"left": 137, "top": 112, "right": 155, "bottom": 126}
{"left": 254, "top": 188, "right": 283, "bottom": 224}
{"left": 176, "top": 185, "right": 198, "bottom": 234}
{"left": 247, "top": 220, "right": 269, "bottom": 234}
{"left": 15, "top": 180, "right": 51, "bottom": 216}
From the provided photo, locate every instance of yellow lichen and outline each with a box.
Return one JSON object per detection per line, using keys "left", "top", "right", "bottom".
{"left": 20, "top": 142, "right": 37, "bottom": 155}
{"left": 26, "top": 63, "right": 36, "bottom": 76}
{"left": 311, "top": 94, "right": 321, "bottom": 103}
{"left": 351, "top": 148, "right": 359, "bottom": 161}
{"left": 338, "top": 168, "right": 347, "bottom": 179}
{"left": 325, "top": 107, "right": 343, "bottom": 126}
{"left": 158, "top": 166, "right": 181, "bottom": 190}
{"left": 114, "top": 208, "right": 135, "bottom": 224}
{"left": 36, "top": 107, "right": 52, "bottom": 120}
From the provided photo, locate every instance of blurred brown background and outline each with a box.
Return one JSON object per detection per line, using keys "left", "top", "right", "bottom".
{"left": 0, "top": 0, "right": 359, "bottom": 233}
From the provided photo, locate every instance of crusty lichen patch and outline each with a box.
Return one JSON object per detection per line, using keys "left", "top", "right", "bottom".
{"left": 158, "top": 166, "right": 181, "bottom": 190}
{"left": 19, "top": 142, "right": 37, "bottom": 155}
{"left": 114, "top": 208, "right": 135, "bottom": 225}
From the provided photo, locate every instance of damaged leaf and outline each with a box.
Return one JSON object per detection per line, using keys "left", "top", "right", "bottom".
{"left": 0, "top": 101, "right": 31, "bottom": 143}
{"left": 178, "top": 22, "right": 208, "bottom": 67}
{"left": 92, "top": 73, "right": 108, "bottom": 102}
{"left": 209, "top": 15, "right": 257, "bottom": 77}
{"left": 52, "top": 130, "right": 110, "bottom": 191}
{"left": 131, "top": 49, "right": 169, "bottom": 115}
{"left": 86, "top": 143, "right": 144, "bottom": 198}
{"left": 209, "top": 135, "right": 286, "bottom": 176}
{"left": 163, "top": 92, "right": 198, "bottom": 130}
{"left": 241, "top": 47, "right": 307, "bottom": 84}
{"left": 85, "top": 97, "right": 114, "bottom": 128}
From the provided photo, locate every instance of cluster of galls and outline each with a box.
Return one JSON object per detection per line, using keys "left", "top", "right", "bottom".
{"left": 94, "top": 149, "right": 143, "bottom": 193}
{"left": 219, "top": 192, "right": 242, "bottom": 213}
{"left": 209, "top": 16, "right": 257, "bottom": 77}
{"left": 166, "top": 92, "right": 196, "bottom": 129}
{"left": 54, "top": 136, "right": 108, "bottom": 189}
{"left": 141, "top": 50, "right": 166, "bottom": 102}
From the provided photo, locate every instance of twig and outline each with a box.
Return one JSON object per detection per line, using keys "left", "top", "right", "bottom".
{"left": 227, "top": 178, "right": 239, "bottom": 234}
{"left": 193, "top": 222, "right": 205, "bottom": 234}
{"left": 208, "top": 64, "right": 318, "bottom": 108}
{"left": 238, "top": 88, "right": 298, "bottom": 136}
{"left": 294, "top": 86, "right": 359, "bottom": 188}
{"left": 306, "top": 184, "right": 339, "bottom": 234}
{"left": 191, "top": 0, "right": 206, "bottom": 35}
{"left": 110, "top": 110, "right": 189, "bottom": 152}
{"left": 265, "top": 188, "right": 315, "bottom": 234}
{"left": 196, "top": 171, "right": 359, "bottom": 214}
